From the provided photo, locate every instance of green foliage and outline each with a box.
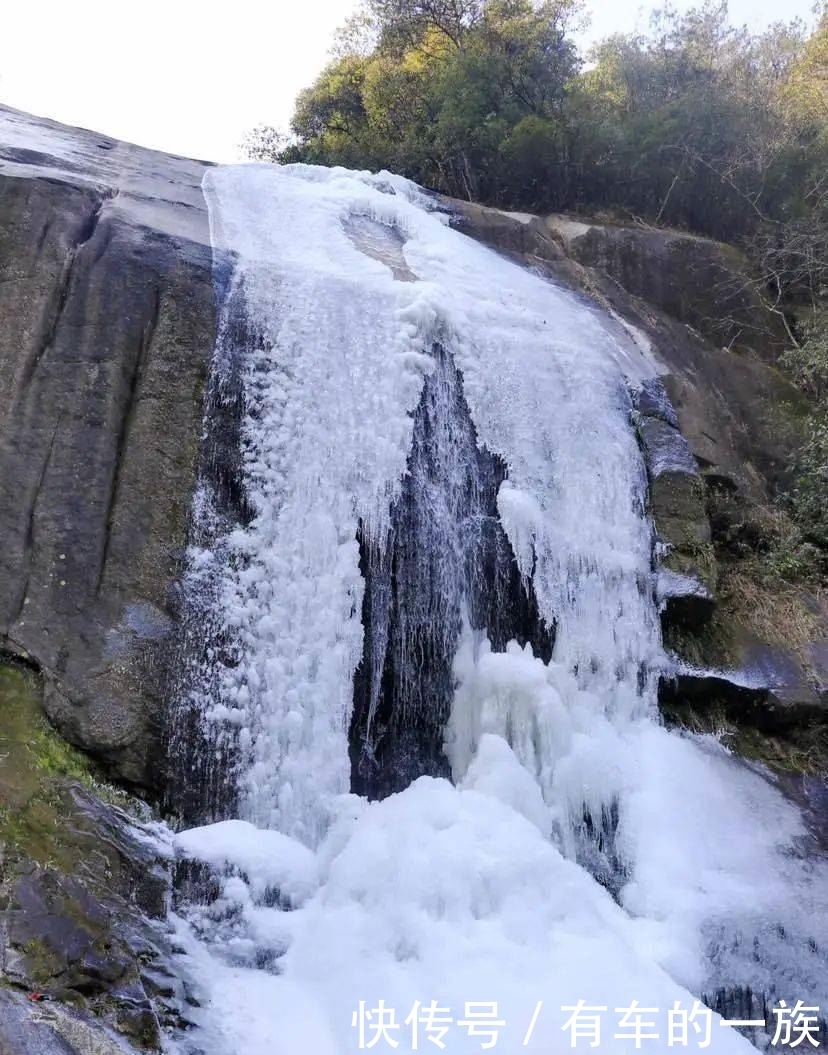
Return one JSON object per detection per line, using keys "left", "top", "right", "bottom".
{"left": 0, "top": 663, "right": 91, "bottom": 789}
{"left": 775, "top": 309, "right": 828, "bottom": 556}
{"left": 780, "top": 10, "right": 828, "bottom": 129}
{"left": 572, "top": 4, "right": 821, "bottom": 239}
{"left": 788, "top": 415, "right": 828, "bottom": 549}
{"left": 782, "top": 312, "right": 828, "bottom": 401}
{"left": 246, "top": 0, "right": 826, "bottom": 257}
{"left": 246, "top": 0, "right": 582, "bottom": 207}
{"left": 0, "top": 662, "right": 131, "bottom": 811}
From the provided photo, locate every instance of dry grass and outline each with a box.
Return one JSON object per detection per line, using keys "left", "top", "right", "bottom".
{"left": 704, "top": 492, "right": 826, "bottom": 660}
{"left": 721, "top": 564, "right": 824, "bottom": 657}
{"left": 668, "top": 705, "right": 828, "bottom": 776}
{"left": 733, "top": 724, "right": 828, "bottom": 776}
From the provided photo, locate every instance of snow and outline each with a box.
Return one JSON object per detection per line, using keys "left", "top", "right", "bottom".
{"left": 497, "top": 208, "right": 536, "bottom": 224}
{"left": 638, "top": 418, "right": 700, "bottom": 478}
{"left": 174, "top": 757, "right": 760, "bottom": 1055}
{"left": 172, "top": 730, "right": 826, "bottom": 1055}
{"left": 166, "top": 161, "right": 828, "bottom": 1055}
{"left": 656, "top": 568, "right": 712, "bottom": 607}
{"left": 606, "top": 307, "right": 661, "bottom": 377}
{"left": 175, "top": 819, "right": 318, "bottom": 905}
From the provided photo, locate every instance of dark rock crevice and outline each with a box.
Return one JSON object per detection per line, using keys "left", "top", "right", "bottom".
{"left": 95, "top": 283, "right": 162, "bottom": 596}
{"left": 660, "top": 669, "right": 827, "bottom": 737}
{"left": 349, "top": 344, "right": 554, "bottom": 800}
{"left": 16, "top": 190, "right": 114, "bottom": 398}
{"left": 11, "top": 415, "right": 62, "bottom": 630}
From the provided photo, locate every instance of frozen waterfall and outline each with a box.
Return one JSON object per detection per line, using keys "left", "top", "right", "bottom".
{"left": 164, "top": 163, "right": 828, "bottom": 1055}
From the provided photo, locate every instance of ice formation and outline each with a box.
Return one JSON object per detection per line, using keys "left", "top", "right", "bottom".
{"left": 166, "top": 163, "right": 828, "bottom": 1055}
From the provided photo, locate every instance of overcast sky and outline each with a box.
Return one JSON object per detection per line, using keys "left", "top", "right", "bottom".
{"left": 0, "top": 0, "right": 818, "bottom": 163}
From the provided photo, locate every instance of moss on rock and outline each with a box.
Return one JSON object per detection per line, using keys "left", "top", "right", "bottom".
{"left": 0, "top": 657, "right": 170, "bottom": 1049}
{"left": 0, "top": 660, "right": 134, "bottom": 869}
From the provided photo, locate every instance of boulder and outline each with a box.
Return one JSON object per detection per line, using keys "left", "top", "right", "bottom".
{"left": 660, "top": 664, "right": 825, "bottom": 738}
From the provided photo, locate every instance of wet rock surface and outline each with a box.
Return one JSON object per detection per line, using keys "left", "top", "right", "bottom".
{"left": 0, "top": 105, "right": 216, "bottom": 789}
{"left": 0, "top": 661, "right": 175, "bottom": 1051}
{"left": 0, "top": 988, "right": 117, "bottom": 1055}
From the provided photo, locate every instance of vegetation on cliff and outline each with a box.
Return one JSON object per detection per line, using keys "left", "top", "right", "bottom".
{"left": 248, "top": 1, "right": 825, "bottom": 244}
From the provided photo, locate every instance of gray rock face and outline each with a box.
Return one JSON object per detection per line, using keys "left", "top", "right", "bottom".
{"left": 662, "top": 663, "right": 826, "bottom": 736}
{"left": 0, "top": 988, "right": 140, "bottom": 1055}
{"left": 0, "top": 106, "right": 216, "bottom": 787}
{"left": 554, "top": 219, "right": 789, "bottom": 359}
{"left": 554, "top": 216, "right": 810, "bottom": 500}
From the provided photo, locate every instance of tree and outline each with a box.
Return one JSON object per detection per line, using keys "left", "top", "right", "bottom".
{"left": 369, "top": 0, "right": 485, "bottom": 49}
{"left": 251, "top": 0, "right": 581, "bottom": 204}
{"left": 245, "top": 0, "right": 825, "bottom": 249}
{"left": 570, "top": 3, "right": 815, "bottom": 238}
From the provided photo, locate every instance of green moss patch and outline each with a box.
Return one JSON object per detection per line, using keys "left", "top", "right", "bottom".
{"left": 0, "top": 659, "right": 131, "bottom": 868}
{"left": 0, "top": 662, "right": 94, "bottom": 785}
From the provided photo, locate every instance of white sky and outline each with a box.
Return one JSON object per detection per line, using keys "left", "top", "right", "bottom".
{"left": 0, "top": 0, "right": 818, "bottom": 163}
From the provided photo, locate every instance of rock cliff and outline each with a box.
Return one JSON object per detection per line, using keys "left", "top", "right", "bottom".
{"left": 0, "top": 106, "right": 215, "bottom": 789}
{"left": 0, "top": 106, "right": 217, "bottom": 1055}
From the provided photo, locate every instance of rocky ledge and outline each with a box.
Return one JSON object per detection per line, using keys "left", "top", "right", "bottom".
{"left": 0, "top": 661, "right": 192, "bottom": 1053}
